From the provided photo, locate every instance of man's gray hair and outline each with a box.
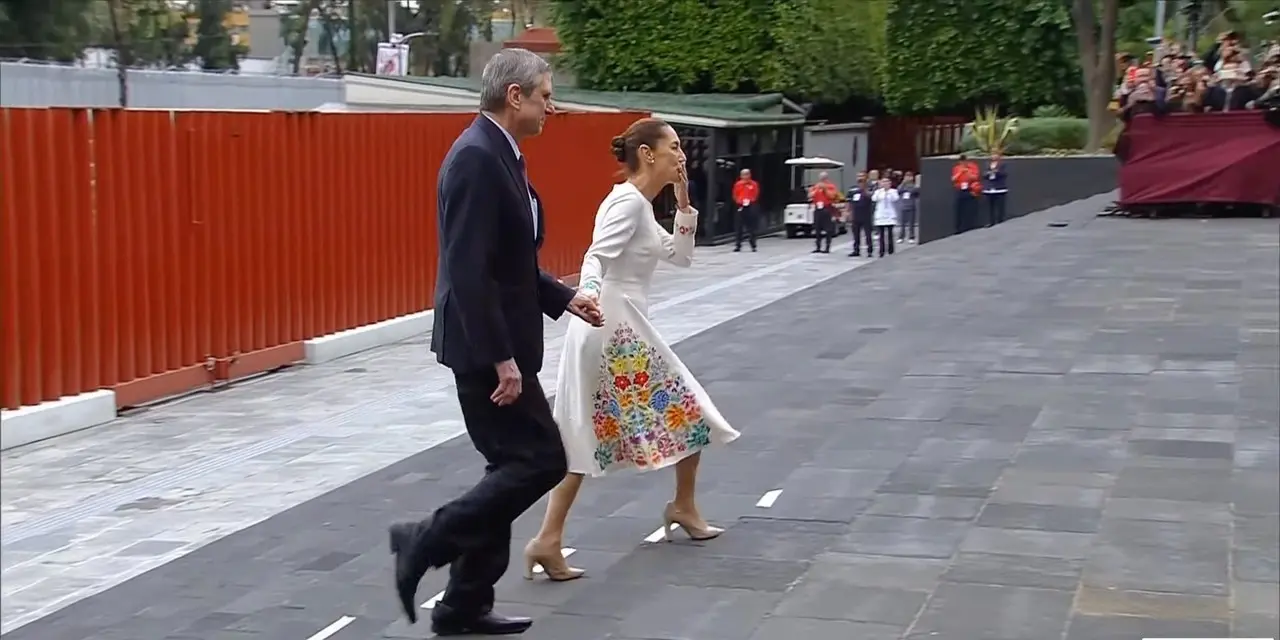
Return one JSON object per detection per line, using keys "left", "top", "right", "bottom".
{"left": 479, "top": 48, "right": 551, "bottom": 112}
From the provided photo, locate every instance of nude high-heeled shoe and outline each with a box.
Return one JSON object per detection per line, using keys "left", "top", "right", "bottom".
{"left": 660, "top": 501, "right": 724, "bottom": 542}
{"left": 522, "top": 541, "right": 585, "bottom": 581}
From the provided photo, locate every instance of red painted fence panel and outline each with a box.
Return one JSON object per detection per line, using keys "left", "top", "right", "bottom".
{"left": 0, "top": 108, "right": 643, "bottom": 411}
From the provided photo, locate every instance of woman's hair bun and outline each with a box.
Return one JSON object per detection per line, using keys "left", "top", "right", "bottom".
{"left": 609, "top": 135, "right": 627, "bottom": 162}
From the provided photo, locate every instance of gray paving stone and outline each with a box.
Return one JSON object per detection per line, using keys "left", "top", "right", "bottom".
{"left": 6, "top": 204, "right": 1279, "bottom": 640}
{"left": 778, "top": 467, "right": 890, "bottom": 500}
{"left": 604, "top": 545, "right": 807, "bottom": 592}
{"left": 960, "top": 527, "right": 1097, "bottom": 560}
{"left": 989, "top": 482, "right": 1108, "bottom": 509}
{"left": 1103, "top": 497, "right": 1232, "bottom": 524}
{"left": 832, "top": 515, "right": 968, "bottom": 559}
{"left": 773, "top": 581, "right": 927, "bottom": 625}
{"left": 1065, "top": 614, "right": 1229, "bottom": 640}
{"left": 749, "top": 617, "right": 904, "bottom": 640}
{"left": 942, "top": 552, "right": 1083, "bottom": 591}
{"left": 878, "top": 458, "right": 1008, "bottom": 498}
{"left": 864, "top": 494, "right": 985, "bottom": 520}
{"left": 1083, "top": 519, "right": 1231, "bottom": 596}
{"left": 614, "top": 585, "right": 780, "bottom": 640}
{"left": 696, "top": 517, "right": 845, "bottom": 562}
{"left": 1111, "top": 466, "right": 1235, "bottom": 502}
{"left": 906, "top": 582, "right": 1074, "bottom": 640}
{"left": 1234, "top": 613, "right": 1280, "bottom": 639}
{"left": 1074, "top": 584, "right": 1230, "bottom": 621}
{"left": 976, "top": 503, "right": 1102, "bottom": 534}
{"left": 1129, "top": 438, "right": 1235, "bottom": 460}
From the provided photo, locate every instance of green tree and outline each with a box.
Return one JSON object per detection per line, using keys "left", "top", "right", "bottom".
{"left": 883, "top": 0, "right": 1083, "bottom": 115}
{"left": 125, "top": 0, "right": 194, "bottom": 68}
{"left": 1070, "top": 0, "right": 1120, "bottom": 151}
{"left": 0, "top": 0, "right": 95, "bottom": 61}
{"left": 192, "top": 0, "right": 241, "bottom": 70}
{"left": 550, "top": 0, "right": 881, "bottom": 102}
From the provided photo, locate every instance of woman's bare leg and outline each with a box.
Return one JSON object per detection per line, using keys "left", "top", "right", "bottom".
{"left": 531, "top": 472, "right": 584, "bottom": 548}
{"left": 524, "top": 472, "right": 586, "bottom": 579}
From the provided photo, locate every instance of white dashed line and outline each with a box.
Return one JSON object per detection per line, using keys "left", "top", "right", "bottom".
{"left": 531, "top": 547, "right": 577, "bottom": 574}
{"left": 305, "top": 615, "right": 355, "bottom": 640}
{"left": 422, "top": 591, "right": 445, "bottom": 610}
{"left": 756, "top": 489, "right": 783, "bottom": 508}
{"left": 645, "top": 524, "right": 680, "bottom": 543}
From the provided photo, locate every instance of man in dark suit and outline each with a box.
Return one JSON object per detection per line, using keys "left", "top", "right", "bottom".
{"left": 388, "top": 48, "right": 602, "bottom": 637}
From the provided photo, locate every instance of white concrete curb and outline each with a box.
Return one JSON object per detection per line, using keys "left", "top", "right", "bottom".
{"left": 0, "top": 310, "right": 438, "bottom": 451}
{"left": 302, "top": 310, "right": 434, "bottom": 365}
{"left": 0, "top": 390, "right": 118, "bottom": 451}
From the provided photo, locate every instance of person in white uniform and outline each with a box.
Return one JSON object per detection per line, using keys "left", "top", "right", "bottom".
{"left": 522, "top": 117, "right": 741, "bottom": 580}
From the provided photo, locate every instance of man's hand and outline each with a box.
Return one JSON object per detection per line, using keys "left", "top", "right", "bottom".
{"left": 568, "top": 290, "right": 604, "bottom": 327}
{"left": 491, "top": 358, "right": 522, "bottom": 406}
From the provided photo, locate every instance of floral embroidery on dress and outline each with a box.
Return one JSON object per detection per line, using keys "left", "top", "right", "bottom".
{"left": 676, "top": 223, "right": 694, "bottom": 235}
{"left": 590, "top": 323, "right": 711, "bottom": 473}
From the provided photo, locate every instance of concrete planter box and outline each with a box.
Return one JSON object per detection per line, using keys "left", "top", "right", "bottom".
{"left": 917, "top": 155, "right": 1118, "bottom": 243}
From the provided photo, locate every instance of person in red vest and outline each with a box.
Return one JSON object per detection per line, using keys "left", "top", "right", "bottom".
{"left": 951, "top": 154, "right": 982, "bottom": 234}
{"left": 732, "top": 169, "right": 761, "bottom": 252}
{"left": 809, "top": 171, "right": 839, "bottom": 253}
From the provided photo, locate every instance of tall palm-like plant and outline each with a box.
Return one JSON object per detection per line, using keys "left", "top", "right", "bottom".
{"left": 970, "top": 107, "right": 1019, "bottom": 156}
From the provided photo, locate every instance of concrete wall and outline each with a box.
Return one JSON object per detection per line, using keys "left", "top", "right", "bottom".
{"left": 0, "top": 63, "right": 342, "bottom": 110}
{"left": 803, "top": 125, "right": 870, "bottom": 178}
{"left": 917, "top": 155, "right": 1119, "bottom": 244}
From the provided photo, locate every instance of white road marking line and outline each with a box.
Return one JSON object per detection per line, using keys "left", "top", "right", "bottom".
{"left": 531, "top": 547, "right": 576, "bottom": 574}
{"left": 756, "top": 489, "right": 783, "bottom": 508}
{"left": 305, "top": 615, "right": 355, "bottom": 640}
{"left": 645, "top": 524, "right": 680, "bottom": 543}
{"left": 422, "top": 591, "right": 445, "bottom": 609}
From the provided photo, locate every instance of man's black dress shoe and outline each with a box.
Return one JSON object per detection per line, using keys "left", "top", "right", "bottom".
{"left": 432, "top": 609, "right": 534, "bottom": 636}
{"left": 388, "top": 522, "right": 422, "bottom": 623}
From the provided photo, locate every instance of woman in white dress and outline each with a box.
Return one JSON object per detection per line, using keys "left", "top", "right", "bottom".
{"left": 522, "top": 118, "right": 741, "bottom": 580}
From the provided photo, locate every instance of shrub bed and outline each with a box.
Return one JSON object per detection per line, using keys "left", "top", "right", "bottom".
{"left": 960, "top": 117, "right": 1118, "bottom": 155}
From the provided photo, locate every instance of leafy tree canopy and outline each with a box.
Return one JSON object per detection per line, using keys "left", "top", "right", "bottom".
{"left": 0, "top": 0, "right": 96, "bottom": 61}
{"left": 883, "top": 0, "right": 1084, "bottom": 115}
{"left": 550, "top": 0, "right": 884, "bottom": 102}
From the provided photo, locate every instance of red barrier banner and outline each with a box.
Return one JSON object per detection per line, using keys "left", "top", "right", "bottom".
{"left": 1119, "top": 111, "right": 1280, "bottom": 207}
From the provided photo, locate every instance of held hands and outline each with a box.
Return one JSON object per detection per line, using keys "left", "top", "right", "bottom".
{"left": 568, "top": 289, "right": 604, "bottom": 327}
{"left": 492, "top": 358, "right": 522, "bottom": 406}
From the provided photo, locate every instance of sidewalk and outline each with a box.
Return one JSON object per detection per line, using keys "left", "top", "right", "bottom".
{"left": 7, "top": 195, "right": 1278, "bottom": 640}
{"left": 0, "top": 235, "right": 897, "bottom": 634}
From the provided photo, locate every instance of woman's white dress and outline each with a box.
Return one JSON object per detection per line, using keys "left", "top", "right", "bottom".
{"left": 553, "top": 182, "right": 740, "bottom": 477}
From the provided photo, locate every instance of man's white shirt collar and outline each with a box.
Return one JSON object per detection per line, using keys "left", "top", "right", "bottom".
{"left": 482, "top": 112, "right": 522, "bottom": 162}
{"left": 481, "top": 111, "right": 537, "bottom": 237}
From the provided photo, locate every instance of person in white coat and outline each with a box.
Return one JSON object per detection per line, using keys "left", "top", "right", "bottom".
{"left": 871, "top": 177, "right": 900, "bottom": 257}
{"left": 523, "top": 118, "right": 741, "bottom": 581}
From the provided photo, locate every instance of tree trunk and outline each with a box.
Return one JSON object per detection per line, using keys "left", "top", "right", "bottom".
{"left": 1071, "top": 0, "right": 1120, "bottom": 152}
{"left": 106, "top": 0, "right": 128, "bottom": 106}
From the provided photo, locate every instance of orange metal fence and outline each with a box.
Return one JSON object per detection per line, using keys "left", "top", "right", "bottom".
{"left": 868, "top": 116, "right": 968, "bottom": 173}
{"left": 0, "top": 107, "right": 641, "bottom": 411}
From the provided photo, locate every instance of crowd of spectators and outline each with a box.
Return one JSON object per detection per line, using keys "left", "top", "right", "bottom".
{"left": 1117, "top": 31, "right": 1280, "bottom": 116}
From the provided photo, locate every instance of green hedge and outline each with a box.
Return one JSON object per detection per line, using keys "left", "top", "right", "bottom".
{"left": 961, "top": 117, "right": 1092, "bottom": 155}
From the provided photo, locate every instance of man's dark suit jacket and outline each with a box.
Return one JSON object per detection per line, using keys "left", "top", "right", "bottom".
{"left": 429, "top": 115, "right": 576, "bottom": 375}
{"left": 1203, "top": 85, "right": 1258, "bottom": 112}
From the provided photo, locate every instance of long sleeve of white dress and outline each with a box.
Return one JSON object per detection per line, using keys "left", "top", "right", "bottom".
{"left": 656, "top": 208, "right": 698, "bottom": 267}
{"left": 577, "top": 192, "right": 641, "bottom": 297}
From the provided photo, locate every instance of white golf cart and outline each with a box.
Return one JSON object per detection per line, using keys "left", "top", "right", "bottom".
{"left": 783, "top": 156, "right": 848, "bottom": 239}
